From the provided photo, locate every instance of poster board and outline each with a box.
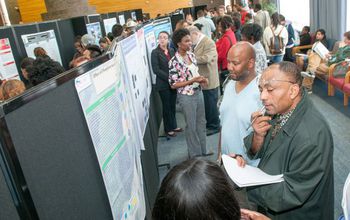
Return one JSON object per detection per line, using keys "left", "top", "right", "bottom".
{"left": 86, "top": 22, "right": 103, "bottom": 46}
{"left": 153, "top": 17, "right": 173, "bottom": 40}
{"left": 75, "top": 50, "right": 146, "bottom": 220}
{"left": 118, "top": 14, "right": 126, "bottom": 25}
{"left": 21, "top": 30, "right": 62, "bottom": 64}
{"left": 103, "top": 18, "right": 117, "bottom": 35}
{"left": 0, "top": 38, "right": 19, "bottom": 80}
{"left": 143, "top": 24, "right": 157, "bottom": 84}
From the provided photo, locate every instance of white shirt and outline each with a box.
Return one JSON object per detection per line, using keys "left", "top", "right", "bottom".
{"left": 262, "top": 24, "right": 289, "bottom": 56}
{"left": 219, "top": 77, "right": 262, "bottom": 166}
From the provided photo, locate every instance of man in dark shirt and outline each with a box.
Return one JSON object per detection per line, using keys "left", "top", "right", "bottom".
{"left": 243, "top": 62, "right": 334, "bottom": 220}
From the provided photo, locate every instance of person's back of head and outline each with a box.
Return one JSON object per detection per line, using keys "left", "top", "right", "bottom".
{"left": 217, "top": 15, "right": 234, "bottom": 32}
{"left": 81, "top": 34, "right": 95, "bottom": 47}
{"left": 232, "top": 16, "right": 241, "bottom": 31}
{"left": 107, "top": 32, "right": 114, "bottom": 42}
{"left": 232, "top": 11, "right": 242, "bottom": 20}
{"left": 241, "top": 23, "right": 263, "bottom": 43}
{"left": 112, "top": 23, "right": 123, "bottom": 38}
{"left": 197, "top": 9, "right": 205, "bottom": 18}
{"left": 193, "top": 23, "right": 204, "bottom": 31}
{"left": 33, "top": 47, "right": 48, "bottom": 58}
{"left": 28, "top": 57, "right": 65, "bottom": 86}
{"left": 254, "top": 3, "right": 262, "bottom": 11}
{"left": 152, "top": 159, "right": 240, "bottom": 220}
{"left": 84, "top": 44, "right": 102, "bottom": 59}
{"left": 2, "top": 79, "right": 26, "bottom": 100}
{"left": 271, "top": 12, "right": 280, "bottom": 28}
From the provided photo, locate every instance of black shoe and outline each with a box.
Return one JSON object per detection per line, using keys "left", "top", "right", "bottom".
{"left": 206, "top": 129, "right": 219, "bottom": 136}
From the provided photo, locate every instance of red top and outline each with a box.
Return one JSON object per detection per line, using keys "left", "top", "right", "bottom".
{"left": 240, "top": 10, "right": 248, "bottom": 25}
{"left": 216, "top": 29, "right": 237, "bottom": 71}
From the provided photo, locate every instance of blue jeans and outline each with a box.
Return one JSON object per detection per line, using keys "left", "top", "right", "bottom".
{"left": 202, "top": 87, "right": 220, "bottom": 130}
{"left": 269, "top": 55, "right": 284, "bottom": 63}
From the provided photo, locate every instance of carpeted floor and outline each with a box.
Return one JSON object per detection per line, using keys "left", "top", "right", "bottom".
{"left": 156, "top": 80, "right": 350, "bottom": 219}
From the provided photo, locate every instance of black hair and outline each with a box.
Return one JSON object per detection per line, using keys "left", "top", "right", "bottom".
{"left": 232, "top": 12, "right": 242, "bottom": 20}
{"left": 272, "top": 61, "right": 302, "bottom": 87}
{"left": 172, "top": 28, "right": 190, "bottom": 49}
{"left": 217, "top": 15, "right": 234, "bottom": 31}
{"left": 254, "top": 3, "right": 262, "bottom": 10}
{"left": 232, "top": 17, "right": 241, "bottom": 30}
{"left": 152, "top": 159, "right": 240, "bottom": 220}
{"left": 279, "top": 14, "right": 285, "bottom": 22}
{"left": 20, "top": 57, "right": 35, "bottom": 70}
{"left": 27, "top": 57, "right": 65, "bottom": 86}
{"left": 158, "top": 31, "right": 170, "bottom": 38}
{"left": 241, "top": 23, "right": 263, "bottom": 43}
{"left": 303, "top": 26, "right": 310, "bottom": 32}
{"left": 197, "top": 9, "right": 205, "bottom": 17}
{"left": 316, "top": 28, "right": 327, "bottom": 40}
{"left": 194, "top": 23, "right": 204, "bottom": 31}
{"left": 99, "top": 37, "right": 108, "bottom": 44}
{"left": 112, "top": 23, "right": 123, "bottom": 37}
{"left": 271, "top": 12, "right": 280, "bottom": 28}
{"left": 107, "top": 32, "right": 114, "bottom": 42}
{"left": 86, "top": 44, "right": 102, "bottom": 58}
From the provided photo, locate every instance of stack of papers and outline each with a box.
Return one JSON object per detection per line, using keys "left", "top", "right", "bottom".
{"left": 312, "top": 41, "right": 329, "bottom": 59}
{"left": 222, "top": 154, "right": 284, "bottom": 187}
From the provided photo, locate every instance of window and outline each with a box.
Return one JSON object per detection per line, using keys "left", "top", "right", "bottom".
{"left": 279, "top": 0, "right": 310, "bottom": 31}
{"left": 347, "top": 0, "right": 350, "bottom": 31}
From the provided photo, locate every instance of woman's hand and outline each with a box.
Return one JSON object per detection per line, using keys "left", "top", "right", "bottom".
{"left": 240, "top": 209, "right": 271, "bottom": 220}
{"left": 228, "top": 153, "right": 246, "bottom": 167}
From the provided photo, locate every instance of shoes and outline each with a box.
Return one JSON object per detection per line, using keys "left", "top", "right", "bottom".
{"left": 173, "top": 128, "right": 183, "bottom": 132}
{"left": 206, "top": 128, "right": 220, "bottom": 136}
{"left": 167, "top": 131, "right": 176, "bottom": 137}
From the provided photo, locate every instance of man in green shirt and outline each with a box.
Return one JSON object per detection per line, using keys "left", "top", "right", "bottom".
{"left": 243, "top": 61, "right": 334, "bottom": 220}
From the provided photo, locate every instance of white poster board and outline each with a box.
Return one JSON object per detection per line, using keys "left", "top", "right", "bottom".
{"left": 119, "top": 33, "right": 151, "bottom": 137}
{"left": 86, "top": 22, "right": 103, "bottom": 46}
{"left": 21, "top": 30, "right": 62, "bottom": 64}
{"left": 103, "top": 18, "right": 117, "bottom": 35}
{"left": 143, "top": 24, "right": 157, "bottom": 84}
{"left": 119, "top": 15, "right": 126, "bottom": 25}
{"left": 75, "top": 50, "right": 145, "bottom": 220}
{"left": 0, "top": 38, "right": 19, "bottom": 80}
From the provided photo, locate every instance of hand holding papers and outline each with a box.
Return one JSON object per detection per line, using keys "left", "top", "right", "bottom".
{"left": 312, "top": 41, "right": 330, "bottom": 59}
{"left": 222, "top": 154, "right": 284, "bottom": 187}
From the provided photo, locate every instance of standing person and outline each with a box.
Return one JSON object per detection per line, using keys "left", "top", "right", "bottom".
{"left": 279, "top": 14, "right": 296, "bottom": 61}
{"left": 151, "top": 31, "right": 181, "bottom": 138}
{"left": 218, "top": 42, "right": 262, "bottom": 166}
{"left": 216, "top": 16, "right": 237, "bottom": 93}
{"left": 262, "top": 12, "right": 288, "bottom": 63}
{"left": 194, "top": 10, "right": 216, "bottom": 38}
{"left": 242, "top": 62, "right": 334, "bottom": 220}
{"left": 188, "top": 26, "right": 220, "bottom": 136}
{"left": 241, "top": 23, "right": 268, "bottom": 75}
{"left": 253, "top": 3, "right": 270, "bottom": 31}
{"left": 236, "top": 1, "right": 248, "bottom": 25}
{"left": 217, "top": 5, "right": 226, "bottom": 17}
{"left": 169, "top": 28, "right": 209, "bottom": 158}
{"left": 226, "top": 5, "right": 233, "bottom": 14}
{"left": 232, "top": 16, "right": 242, "bottom": 41}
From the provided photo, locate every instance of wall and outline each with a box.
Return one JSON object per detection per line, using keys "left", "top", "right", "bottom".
{"left": 5, "top": 0, "right": 21, "bottom": 24}
{"left": 192, "top": 0, "right": 225, "bottom": 9}
{"left": 17, "top": 0, "right": 47, "bottom": 23}
{"left": 17, "top": 0, "right": 193, "bottom": 23}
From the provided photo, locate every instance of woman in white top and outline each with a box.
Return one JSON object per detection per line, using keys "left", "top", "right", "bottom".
{"left": 262, "top": 12, "right": 288, "bottom": 63}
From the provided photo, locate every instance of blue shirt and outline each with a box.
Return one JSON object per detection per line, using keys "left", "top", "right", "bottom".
{"left": 219, "top": 77, "right": 262, "bottom": 166}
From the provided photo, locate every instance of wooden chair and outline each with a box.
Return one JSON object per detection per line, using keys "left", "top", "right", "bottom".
{"left": 328, "top": 64, "right": 350, "bottom": 106}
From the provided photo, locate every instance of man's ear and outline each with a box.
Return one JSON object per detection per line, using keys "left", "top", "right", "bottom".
{"left": 289, "top": 84, "right": 300, "bottom": 100}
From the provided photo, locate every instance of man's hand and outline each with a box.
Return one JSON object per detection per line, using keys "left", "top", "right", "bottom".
{"left": 228, "top": 153, "right": 246, "bottom": 167}
{"left": 240, "top": 209, "right": 271, "bottom": 220}
{"left": 200, "top": 77, "right": 209, "bottom": 87}
{"left": 251, "top": 111, "right": 272, "bottom": 138}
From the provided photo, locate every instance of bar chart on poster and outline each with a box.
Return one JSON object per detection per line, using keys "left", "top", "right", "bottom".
{"left": 21, "top": 30, "right": 62, "bottom": 65}
{"left": 75, "top": 48, "right": 145, "bottom": 220}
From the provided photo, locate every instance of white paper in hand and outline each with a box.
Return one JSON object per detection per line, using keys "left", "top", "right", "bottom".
{"left": 222, "top": 154, "right": 284, "bottom": 187}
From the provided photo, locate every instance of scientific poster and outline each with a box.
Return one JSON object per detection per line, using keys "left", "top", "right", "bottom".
{"left": 0, "top": 38, "right": 18, "bottom": 80}
{"left": 131, "top": 12, "right": 137, "bottom": 21}
{"left": 75, "top": 49, "right": 145, "bottom": 220}
{"left": 103, "top": 18, "right": 117, "bottom": 35}
{"left": 21, "top": 30, "right": 62, "bottom": 64}
{"left": 143, "top": 24, "right": 157, "bottom": 84}
{"left": 120, "top": 33, "right": 151, "bottom": 136}
{"left": 119, "top": 14, "right": 126, "bottom": 25}
{"left": 153, "top": 17, "right": 172, "bottom": 40}
{"left": 136, "top": 28, "right": 152, "bottom": 97}
{"left": 86, "top": 22, "right": 103, "bottom": 46}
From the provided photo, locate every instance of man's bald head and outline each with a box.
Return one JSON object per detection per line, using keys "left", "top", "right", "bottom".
{"left": 228, "top": 41, "right": 256, "bottom": 61}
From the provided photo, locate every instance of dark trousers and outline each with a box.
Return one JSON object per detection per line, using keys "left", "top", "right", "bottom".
{"left": 284, "top": 47, "right": 295, "bottom": 62}
{"left": 202, "top": 87, "right": 220, "bottom": 130}
{"left": 159, "top": 88, "right": 177, "bottom": 133}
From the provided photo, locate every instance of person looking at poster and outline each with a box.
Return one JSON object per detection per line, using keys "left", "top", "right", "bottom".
{"left": 168, "top": 28, "right": 210, "bottom": 158}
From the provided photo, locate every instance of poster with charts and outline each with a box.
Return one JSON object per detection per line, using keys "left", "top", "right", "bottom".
{"left": 119, "top": 33, "right": 151, "bottom": 137}
{"left": 0, "top": 38, "right": 19, "bottom": 80}
{"left": 21, "top": 30, "right": 62, "bottom": 64}
{"left": 75, "top": 49, "right": 145, "bottom": 220}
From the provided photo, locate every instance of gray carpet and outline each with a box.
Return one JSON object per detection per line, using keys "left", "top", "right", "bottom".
{"left": 156, "top": 94, "right": 350, "bottom": 219}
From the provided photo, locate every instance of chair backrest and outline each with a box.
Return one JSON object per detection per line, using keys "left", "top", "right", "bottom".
{"left": 327, "top": 38, "right": 338, "bottom": 51}
{"left": 342, "top": 173, "right": 350, "bottom": 220}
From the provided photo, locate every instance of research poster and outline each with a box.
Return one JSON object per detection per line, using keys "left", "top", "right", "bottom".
{"left": 103, "top": 18, "right": 117, "bottom": 35}
{"left": 75, "top": 49, "right": 145, "bottom": 220}
{"left": 119, "top": 14, "right": 126, "bottom": 25}
{"left": 143, "top": 24, "right": 157, "bottom": 84}
{"left": 21, "top": 30, "right": 62, "bottom": 64}
{"left": 0, "top": 38, "right": 19, "bottom": 80}
{"left": 136, "top": 28, "right": 152, "bottom": 97}
{"left": 153, "top": 17, "right": 172, "bottom": 40}
{"left": 131, "top": 12, "right": 137, "bottom": 21}
{"left": 86, "top": 22, "right": 103, "bottom": 46}
{"left": 120, "top": 33, "right": 151, "bottom": 136}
